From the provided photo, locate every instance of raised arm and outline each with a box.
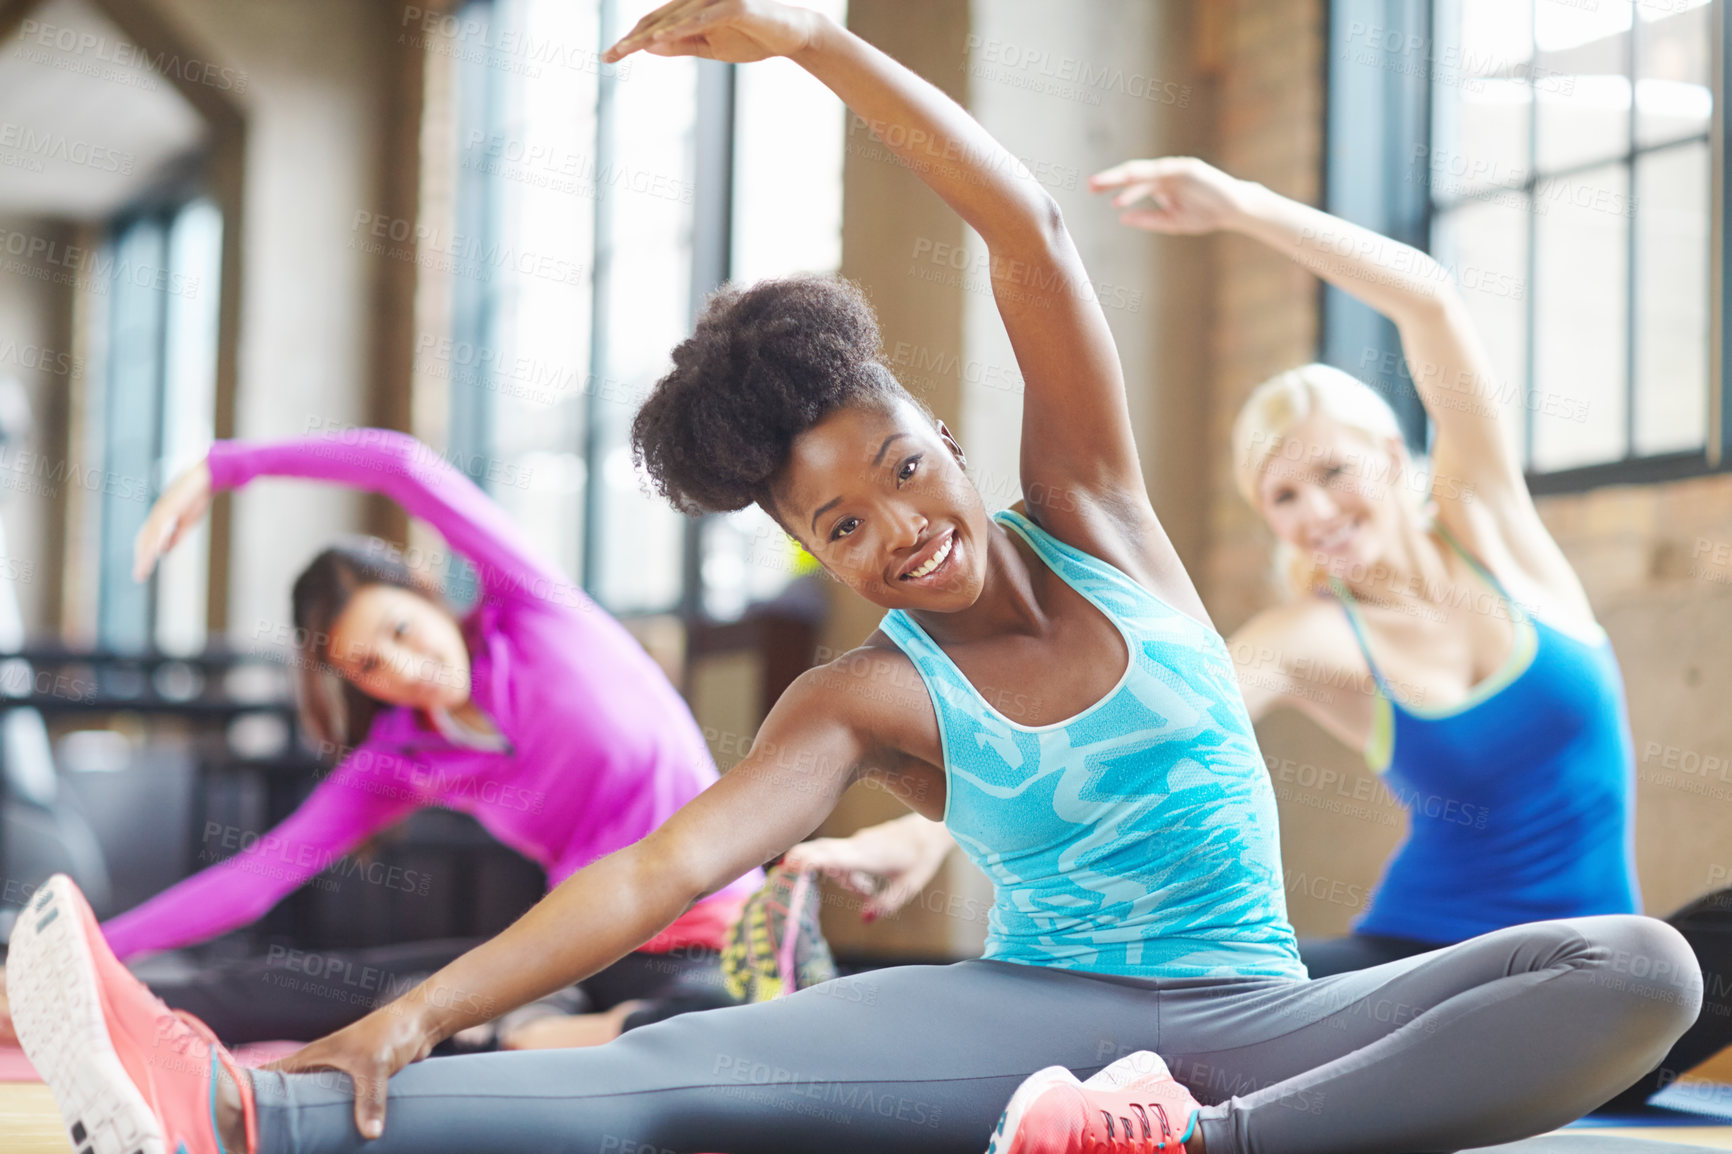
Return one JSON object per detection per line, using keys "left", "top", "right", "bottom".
{"left": 1093, "top": 158, "right": 1586, "bottom": 609}
{"left": 135, "top": 431, "right": 577, "bottom": 608}
{"left": 99, "top": 749, "right": 420, "bottom": 960}
{"left": 605, "top": 2, "right": 1151, "bottom": 540}
{"left": 266, "top": 662, "right": 891, "bottom": 1138}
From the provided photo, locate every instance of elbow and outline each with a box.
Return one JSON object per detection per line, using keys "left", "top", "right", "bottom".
{"left": 629, "top": 832, "right": 711, "bottom": 914}
{"left": 1031, "top": 192, "right": 1068, "bottom": 251}
{"left": 992, "top": 193, "right": 1072, "bottom": 268}
{"left": 1411, "top": 258, "right": 1464, "bottom": 316}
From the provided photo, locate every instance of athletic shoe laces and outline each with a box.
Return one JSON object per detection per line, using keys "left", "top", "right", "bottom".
{"left": 1085, "top": 1100, "right": 1181, "bottom": 1153}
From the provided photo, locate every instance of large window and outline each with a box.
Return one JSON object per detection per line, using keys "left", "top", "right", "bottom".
{"left": 444, "top": 0, "right": 843, "bottom": 623}
{"left": 1329, "top": 0, "right": 1720, "bottom": 488}
{"left": 90, "top": 198, "right": 222, "bottom": 652}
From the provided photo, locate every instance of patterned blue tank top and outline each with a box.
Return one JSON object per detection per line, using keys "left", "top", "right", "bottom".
{"left": 879, "top": 509, "right": 1305, "bottom": 981}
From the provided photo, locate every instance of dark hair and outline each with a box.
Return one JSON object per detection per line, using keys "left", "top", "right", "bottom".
{"left": 289, "top": 537, "right": 449, "bottom": 750}
{"left": 631, "top": 275, "right": 926, "bottom": 518}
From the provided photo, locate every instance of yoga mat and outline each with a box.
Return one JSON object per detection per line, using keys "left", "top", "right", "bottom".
{"left": 1471, "top": 1137, "right": 1731, "bottom": 1154}
{"left": 1571, "top": 1083, "right": 1732, "bottom": 1128}
{"left": 1653, "top": 1083, "right": 1732, "bottom": 1123}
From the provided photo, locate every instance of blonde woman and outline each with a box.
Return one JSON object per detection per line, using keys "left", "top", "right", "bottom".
{"left": 1089, "top": 155, "right": 1726, "bottom": 1110}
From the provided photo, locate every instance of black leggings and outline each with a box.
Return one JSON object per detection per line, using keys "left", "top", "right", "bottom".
{"left": 251, "top": 916, "right": 1700, "bottom": 1154}
{"left": 151, "top": 938, "right": 736, "bottom": 1044}
{"left": 1300, "top": 888, "right": 1732, "bottom": 1111}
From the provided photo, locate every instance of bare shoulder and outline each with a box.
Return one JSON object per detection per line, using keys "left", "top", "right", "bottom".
{"left": 790, "top": 635, "right": 942, "bottom": 760}
{"left": 1231, "top": 595, "right": 1358, "bottom": 676}
{"left": 1229, "top": 594, "right": 1378, "bottom": 744}
{"left": 1010, "top": 495, "right": 1215, "bottom": 628}
{"left": 1239, "top": 594, "right": 1341, "bottom": 641}
{"left": 797, "top": 636, "right": 921, "bottom": 701}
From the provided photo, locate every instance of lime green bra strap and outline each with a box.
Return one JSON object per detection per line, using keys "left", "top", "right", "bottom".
{"left": 1325, "top": 577, "right": 1396, "bottom": 773}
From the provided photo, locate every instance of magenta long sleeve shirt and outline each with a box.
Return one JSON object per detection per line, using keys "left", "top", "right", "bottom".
{"left": 100, "top": 429, "right": 759, "bottom": 961}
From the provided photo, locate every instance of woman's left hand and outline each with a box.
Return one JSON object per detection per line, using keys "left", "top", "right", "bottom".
{"left": 1087, "top": 156, "right": 1253, "bottom": 235}
{"left": 132, "top": 460, "right": 213, "bottom": 582}
{"left": 261, "top": 1002, "right": 439, "bottom": 1140}
{"left": 602, "top": 0, "right": 823, "bottom": 65}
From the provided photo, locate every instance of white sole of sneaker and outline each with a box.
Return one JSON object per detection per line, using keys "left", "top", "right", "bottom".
{"left": 985, "top": 1065, "right": 1079, "bottom": 1154}
{"left": 8, "top": 875, "right": 167, "bottom": 1154}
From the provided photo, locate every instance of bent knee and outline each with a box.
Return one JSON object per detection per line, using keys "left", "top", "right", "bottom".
{"left": 1572, "top": 915, "right": 1703, "bottom": 1034}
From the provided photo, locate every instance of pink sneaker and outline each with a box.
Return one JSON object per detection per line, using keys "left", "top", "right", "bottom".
{"left": 986, "top": 1050, "right": 1198, "bottom": 1154}
{"left": 7, "top": 874, "right": 258, "bottom": 1154}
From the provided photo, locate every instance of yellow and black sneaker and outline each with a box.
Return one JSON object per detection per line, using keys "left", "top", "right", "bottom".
{"left": 721, "top": 865, "right": 837, "bottom": 1002}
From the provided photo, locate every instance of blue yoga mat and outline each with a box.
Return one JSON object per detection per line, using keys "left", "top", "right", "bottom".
{"left": 1473, "top": 1137, "right": 1728, "bottom": 1154}
{"left": 1570, "top": 1081, "right": 1732, "bottom": 1128}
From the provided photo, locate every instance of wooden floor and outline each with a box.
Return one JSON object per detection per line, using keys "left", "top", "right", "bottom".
{"left": 2, "top": 1084, "right": 76, "bottom": 1154}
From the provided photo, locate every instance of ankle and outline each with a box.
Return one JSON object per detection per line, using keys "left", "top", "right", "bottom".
{"left": 1184, "top": 1121, "right": 1205, "bottom": 1154}
{"left": 216, "top": 1067, "right": 251, "bottom": 1154}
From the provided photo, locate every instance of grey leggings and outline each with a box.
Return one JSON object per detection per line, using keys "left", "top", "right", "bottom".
{"left": 252, "top": 915, "right": 1701, "bottom": 1154}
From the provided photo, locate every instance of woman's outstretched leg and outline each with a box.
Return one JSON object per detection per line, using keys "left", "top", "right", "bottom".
{"left": 1164, "top": 916, "right": 1701, "bottom": 1154}
{"left": 10, "top": 874, "right": 1705, "bottom": 1154}
{"left": 251, "top": 958, "right": 1167, "bottom": 1154}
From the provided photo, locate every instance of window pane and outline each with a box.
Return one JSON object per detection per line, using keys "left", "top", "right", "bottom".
{"left": 1533, "top": 0, "right": 1631, "bottom": 172}
{"left": 99, "top": 219, "right": 168, "bottom": 651}
{"left": 1430, "top": 0, "right": 1532, "bottom": 200}
{"left": 1531, "top": 164, "right": 1629, "bottom": 471}
{"left": 1633, "top": 141, "right": 1710, "bottom": 456}
{"left": 730, "top": 1, "right": 846, "bottom": 284}
{"left": 701, "top": 508, "right": 814, "bottom": 622}
{"left": 155, "top": 201, "right": 224, "bottom": 655}
{"left": 482, "top": 0, "right": 600, "bottom": 585}
{"left": 1636, "top": 0, "right": 1712, "bottom": 146}
{"left": 591, "top": 28, "right": 698, "bottom": 614}
{"left": 1432, "top": 196, "right": 1530, "bottom": 467}
{"left": 710, "top": 6, "right": 848, "bottom": 622}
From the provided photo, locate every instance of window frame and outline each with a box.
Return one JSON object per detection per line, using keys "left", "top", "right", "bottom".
{"left": 448, "top": 0, "right": 736, "bottom": 624}
{"left": 1324, "top": 0, "right": 1728, "bottom": 495}
{"left": 94, "top": 185, "right": 223, "bottom": 653}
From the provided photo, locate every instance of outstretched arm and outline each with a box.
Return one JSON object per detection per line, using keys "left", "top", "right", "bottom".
{"left": 265, "top": 664, "right": 886, "bottom": 1138}
{"left": 1093, "top": 158, "right": 1588, "bottom": 613}
{"left": 606, "top": 2, "right": 1152, "bottom": 542}
{"left": 135, "top": 431, "right": 578, "bottom": 609}
{"left": 100, "top": 750, "right": 420, "bottom": 960}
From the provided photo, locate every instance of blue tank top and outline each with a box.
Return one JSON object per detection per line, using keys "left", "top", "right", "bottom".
{"left": 880, "top": 509, "right": 1305, "bottom": 981}
{"left": 1331, "top": 530, "right": 1640, "bottom": 943}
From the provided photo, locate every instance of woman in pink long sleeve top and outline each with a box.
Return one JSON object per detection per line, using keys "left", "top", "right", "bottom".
{"left": 40, "top": 428, "right": 760, "bottom": 1044}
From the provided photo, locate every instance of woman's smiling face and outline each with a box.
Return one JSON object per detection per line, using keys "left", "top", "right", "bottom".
{"left": 325, "top": 584, "right": 472, "bottom": 710}
{"left": 1254, "top": 413, "right": 1409, "bottom": 577}
{"left": 775, "top": 398, "right": 991, "bottom": 612}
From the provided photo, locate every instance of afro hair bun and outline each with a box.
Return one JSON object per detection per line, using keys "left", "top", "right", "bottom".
{"left": 631, "top": 275, "right": 906, "bottom": 515}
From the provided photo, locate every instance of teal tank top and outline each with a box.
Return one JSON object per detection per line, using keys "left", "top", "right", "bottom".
{"left": 879, "top": 509, "right": 1305, "bottom": 981}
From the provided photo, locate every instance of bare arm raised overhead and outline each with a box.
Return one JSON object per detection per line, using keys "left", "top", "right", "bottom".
{"left": 1091, "top": 157, "right": 1592, "bottom": 622}
{"left": 606, "top": 1, "right": 1193, "bottom": 604}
